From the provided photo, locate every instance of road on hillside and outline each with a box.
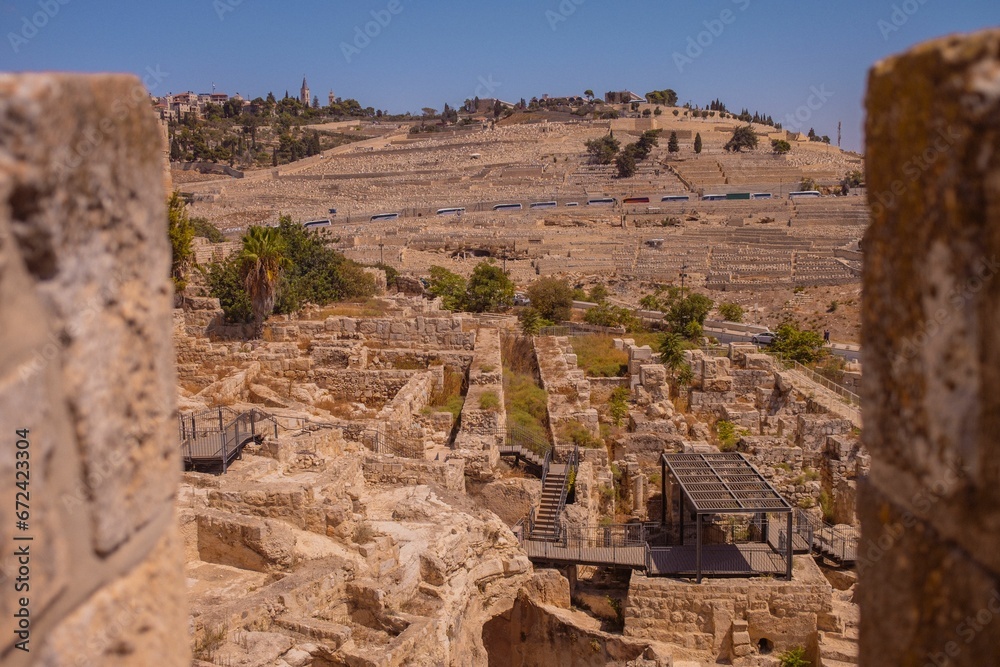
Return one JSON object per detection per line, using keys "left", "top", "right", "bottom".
{"left": 704, "top": 329, "right": 862, "bottom": 363}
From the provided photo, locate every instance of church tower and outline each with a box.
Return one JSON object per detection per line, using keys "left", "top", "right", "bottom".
{"left": 300, "top": 76, "right": 310, "bottom": 106}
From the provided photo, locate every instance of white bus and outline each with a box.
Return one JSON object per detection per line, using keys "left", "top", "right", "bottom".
{"left": 587, "top": 197, "right": 616, "bottom": 206}
{"left": 436, "top": 207, "right": 466, "bottom": 216}
{"left": 788, "top": 191, "right": 821, "bottom": 199}
{"left": 530, "top": 201, "right": 558, "bottom": 209}
{"left": 303, "top": 219, "right": 332, "bottom": 231}
{"left": 492, "top": 203, "right": 523, "bottom": 212}
{"left": 661, "top": 195, "right": 690, "bottom": 202}
{"left": 370, "top": 212, "right": 400, "bottom": 222}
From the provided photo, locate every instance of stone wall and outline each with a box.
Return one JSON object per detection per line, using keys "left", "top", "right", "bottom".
{"left": 0, "top": 74, "right": 187, "bottom": 665}
{"left": 313, "top": 369, "right": 418, "bottom": 406}
{"left": 860, "top": 29, "right": 1000, "bottom": 667}
{"left": 362, "top": 454, "right": 466, "bottom": 492}
{"left": 624, "top": 560, "right": 835, "bottom": 662}
{"left": 453, "top": 327, "right": 505, "bottom": 480}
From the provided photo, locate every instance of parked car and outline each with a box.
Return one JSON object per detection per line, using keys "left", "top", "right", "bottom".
{"left": 513, "top": 293, "right": 531, "bottom": 306}
{"left": 751, "top": 332, "right": 777, "bottom": 346}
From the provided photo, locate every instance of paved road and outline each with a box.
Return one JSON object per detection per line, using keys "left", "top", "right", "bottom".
{"left": 705, "top": 329, "right": 861, "bottom": 363}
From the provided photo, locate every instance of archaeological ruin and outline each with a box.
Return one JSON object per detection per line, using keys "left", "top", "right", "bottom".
{"left": 2, "top": 26, "right": 999, "bottom": 667}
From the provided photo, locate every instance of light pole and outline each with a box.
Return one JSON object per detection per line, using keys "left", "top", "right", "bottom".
{"left": 379, "top": 242, "right": 384, "bottom": 265}
{"left": 680, "top": 263, "right": 688, "bottom": 296}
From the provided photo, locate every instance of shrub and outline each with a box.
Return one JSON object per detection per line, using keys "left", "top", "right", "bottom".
{"left": 717, "top": 420, "right": 738, "bottom": 451}
{"left": 479, "top": 391, "right": 501, "bottom": 411}
{"left": 778, "top": 646, "right": 810, "bottom": 667}
{"left": 608, "top": 387, "right": 630, "bottom": 426}
{"left": 571, "top": 335, "right": 628, "bottom": 377}
{"left": 819, "top": 490, "right": 835, "bottom": 523}
{"left": 352, "top": 522, "right": 376, "bottom": 544}
{"left": 559, "top": 420, "right": 602, "bottom": 448}
{"left": 718, "top": 302, "right": 744, "bottom": 323}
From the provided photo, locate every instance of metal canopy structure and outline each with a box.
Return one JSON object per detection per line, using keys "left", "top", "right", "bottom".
{"left": 661, "top": 452, "right": 792, "bottom": 514}
{"left": 659, "top": 452, "right": 794, "bottom": 582}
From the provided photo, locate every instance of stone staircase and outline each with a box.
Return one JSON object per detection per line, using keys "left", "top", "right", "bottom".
{"left": 531, "top": 463, "right": 568, "bottom": 541}
{"left": 819, "top": 626, "right": 859, "bottom": 666}
{"left": 819, "top": 599, "right": 860, "bottom": 666}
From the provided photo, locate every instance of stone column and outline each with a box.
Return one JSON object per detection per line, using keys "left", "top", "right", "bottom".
{"left": 0, "top": 75, "right": 187, "bottom": 665}
{"left": 861, "top": 30, "right": 1000, "bottom": 667}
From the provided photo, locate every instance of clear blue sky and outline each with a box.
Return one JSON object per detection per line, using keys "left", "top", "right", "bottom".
{"left": 2, "top": 0, "right": 997, "bottom": 151}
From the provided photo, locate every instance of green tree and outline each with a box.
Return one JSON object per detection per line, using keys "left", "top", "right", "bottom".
{"left": 666, "top": 293, "right": 714, "bottom": 337}
{"left": 718, "top": 302, "right": 744, "bottom": 322}
{"left": 167, "top": 192, "right": 195, "bottom": 292}
{"left": 584, "top": 303, "right": 639, "bottom": 330}
{"left": 527, "top": 277, "right": 575, "bottom": 322}
{"left": 428, "top": 266, "right": 467, "bottom": 311}
{"left": 694, "top": 132, "right": 703, "bottom": 154}
{"left": 668, "top": 131, "right": 680, "bottom": 154}
{"left": 615, "top": 147, "right": 638, "bottom": 178}
{"left": 191, "top": 216, "right": 225, "bottom": 243}
{"left": 645, "top": 89, "right": 678, "bottom": 106}
{"left": 519, "top": 307, "right": 544, "bottom": 335}
{"left": 584, "top": 89, "right": 595, "bottom": 100}
{"left": 771, "top": 139, "right": 792, "bottom": 155}
{"left": 724, "top": 125, "right": 758, "bottom": 153}
{"left": 464, "top": 260, "right": 514, "bottom": 313}
{"left": 206, "top": 255, "right": 253, "bottom": 324}
{"left": 771, "top": 322, "right": 826, "bottom": 364}
{"left": 240, "top": 226, "right": 289, "bottom": 337}
{"left": 588, "top": 284, "right": 609, "bottom": 303}
{"left": 659, "top": 332, "right": 687, "bottom": 372}
{"left": 634, "top": 129, "right": 662, "bottom": 160}
{"left": 585, "top": 134, "right": 621, "bottom": 165}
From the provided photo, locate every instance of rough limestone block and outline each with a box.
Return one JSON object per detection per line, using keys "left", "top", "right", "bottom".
{"left": 861, "top": 29, "right": 1000, "bottom": 667}
{"left": 0, "top": 73, "right": 186, "bottom": 665}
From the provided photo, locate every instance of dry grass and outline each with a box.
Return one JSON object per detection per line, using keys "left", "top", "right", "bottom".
{"left": 570, "top": 335, "right": 628, "bottom": 377}
{"left": 316, "top": 299, "right": 391, "bottom": 319}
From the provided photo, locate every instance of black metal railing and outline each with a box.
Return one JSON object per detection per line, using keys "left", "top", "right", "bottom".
{"left": 179, "top": 407, "right": 277, "bottom": 473}
{"left": 549, "top": 445, "right": 579, "bottom": 542}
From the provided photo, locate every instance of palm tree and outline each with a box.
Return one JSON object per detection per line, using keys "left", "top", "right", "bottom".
{"left": 240, "top": 226, "right": 289, "bottom": 337}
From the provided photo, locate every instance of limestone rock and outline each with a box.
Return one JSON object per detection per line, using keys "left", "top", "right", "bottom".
{"left": 861, "top": 29, "right": 1000, "bottom": 667}
{"left": 0, "top": 73, "right": 186, "bottom": 665}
